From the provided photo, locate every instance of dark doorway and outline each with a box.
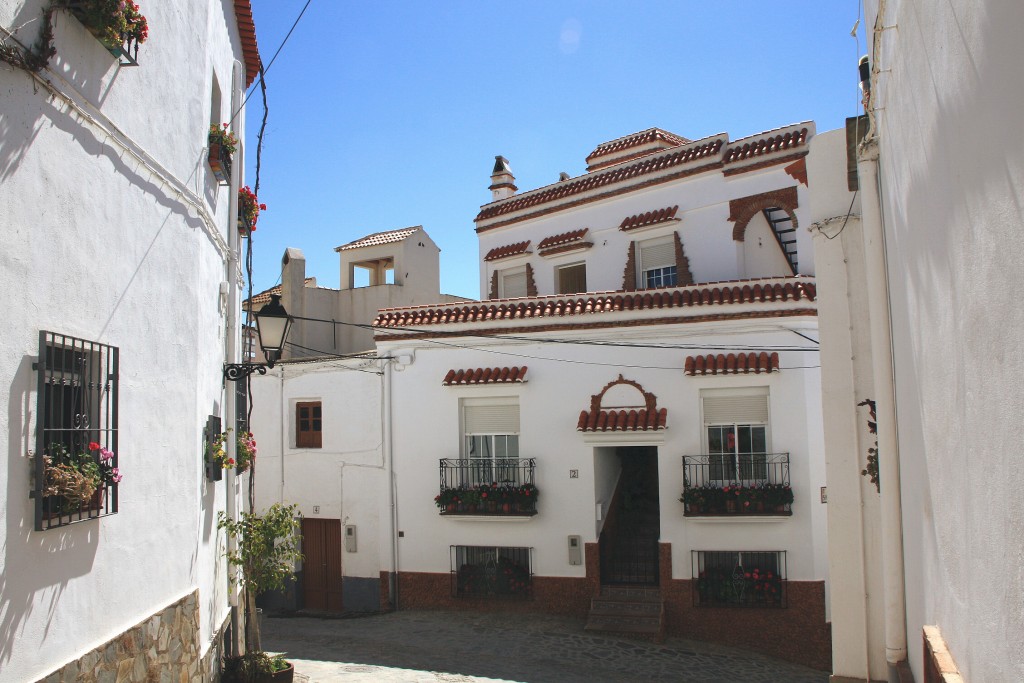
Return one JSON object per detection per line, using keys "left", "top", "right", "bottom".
{"left": 302, "top": 518, "right": 343, "bottom": 612}
{"left": 599, "top": 446, "right": 661, "bottom": 585}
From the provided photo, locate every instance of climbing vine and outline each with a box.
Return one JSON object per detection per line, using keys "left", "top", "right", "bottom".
{"left": 0, "top": 6, "right": 56, "bottom": 73}
{"left": 858, "top": 398, "right": 879, "bottom": 492}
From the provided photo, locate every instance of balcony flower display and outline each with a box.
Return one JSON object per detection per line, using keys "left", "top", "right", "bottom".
{"left": 67, "top": 0, "right": 149, "bottom": 57}
{"left": 681, "top": 483, "right": 792, "bottom": 516}
{"left": 436, "top": 482, "right": 539, "bottom": 515}
{"left": 210, "top": 429, "right": 257, "bottom": 472}
{"left": 207, "top": 123, "right": 237, "bottom": 183}
{"left": 42, "top": 441, "right": 121, "bottom": 512}
{"left": 238, "top": 185, "right": 265, "bottom": 237}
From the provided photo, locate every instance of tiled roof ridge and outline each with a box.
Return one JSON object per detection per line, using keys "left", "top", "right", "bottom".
{"left": 619, "top": 205, "right": 680, "bottom": 231}
{"left": 586, "top": 128, "right": 690, "bottom": 162}
{"left": 442, "top": 367, "right": 528, "bottom": 385}
{"left": 537, "top": 228, "right": 588, "bottom": 250}
{"left": 483, "top": 241, "right": 531, "bottom": 262}
{"left": 684, "top": 352, "right": 780, "bottom": 376}
{"left": 724, "top": 123, "right": 811, "bottom": 164}
{"left": 475, "top": 135, "right": 726, "bottom": 223}
{"left": 336, "top": 226, "right": 420, "bottom": 251}
{"left": 577, "top": 408, "right": 668, "bottom": 432}
{"left": 372, "top": 278, "right": 817, "bottom": 328}
{"left": 233, "top": 1, "right": 261, "bottom": 88}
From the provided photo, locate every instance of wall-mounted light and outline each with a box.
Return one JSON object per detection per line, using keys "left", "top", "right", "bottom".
{"left": 224, "top": 294, "right": 292, "bottom": 382}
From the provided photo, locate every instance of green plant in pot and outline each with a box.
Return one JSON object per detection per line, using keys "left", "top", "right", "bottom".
{"left": 219, "top": 503, "right": 302, "bottom": 682}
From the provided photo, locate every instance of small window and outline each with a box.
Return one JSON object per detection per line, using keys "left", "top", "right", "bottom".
{"left": 34, "top": 331, "right": 119, "bottom": 530}
{"left": 556, "top": 262, "right": 587, "bottom": 294}
{"left": 296, "top": 401, "right": 322, "bottom": 448}
{"left": 638, "top": 238, "right": 677, "bottom": 288}
{"left": 692, "top": 550, "right": 787, "bottom": 607}
{"left": 500, "top": 268, "right": 528, "bottom": 298}
{"left": 462, "top": 399, "right": 519, "bottom": 485}
{"left": 451, "top": 545, "right": 532, "bottom": 599}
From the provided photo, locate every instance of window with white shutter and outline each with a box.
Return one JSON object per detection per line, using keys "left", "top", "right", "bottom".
{"left": 500, "top": 269, "right": 528, "bottom": 298}
{"left": 462, "top": 399, "right": 520, "bottom": 484}
{"left": 638, "top": 238, "right": 677, "bottom": 288}
{"left": 701, "top": 389, "right": 770, "bottom": 482}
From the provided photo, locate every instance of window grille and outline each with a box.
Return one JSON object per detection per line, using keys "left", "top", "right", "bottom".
{"left": 691, "top": 550, "right": 787, "bottom": 607}
{"left": 33, "top": 331, "right": 119, "bottom": 530}
{"left": 451, "top": 545, "right": 532, "bottom": 599}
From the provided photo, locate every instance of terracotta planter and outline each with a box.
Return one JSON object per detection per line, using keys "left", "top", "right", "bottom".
{"left": 687, "top": 503, "right": 702, "bottom": 515}
{"left": 208, "top": 142, "right": 232, "bottom": 184}
{"left": 445, "top": 503, "right": 456, "bottom": 513}
{"left": 725, "top": 500, "right": 737, "bottom": 513}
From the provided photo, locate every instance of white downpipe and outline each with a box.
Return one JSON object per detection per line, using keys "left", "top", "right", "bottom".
{"left": 279, "top": 367, "right": 286, "bottom": 505}
{"left": 225, "top": 60, "right": 244, "bottom": 637}
{"left": 857, "top": 141, "right": 908, "bottom": 672}
{"left": 383, "top": 359, "right": 398, "bottom": 608}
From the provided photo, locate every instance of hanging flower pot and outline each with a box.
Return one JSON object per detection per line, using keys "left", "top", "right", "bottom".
{"left": 238, "top": 186, "right": 265, "bottom": 238}
{"left": 208, "top": 124, "right": 237, "bottom": 185}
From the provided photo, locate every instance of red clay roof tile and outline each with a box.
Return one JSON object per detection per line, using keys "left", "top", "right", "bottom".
{"left": 233, "top": 1, "right": 261, "bottom": 88}
{"left": 373, "top": 278, "right": 816, "bottom": 328}
{"left": 484, "top": 241, "right": 531, "bottom": 261}
{"left": 619, "top": 205, "right": 680, "bottom": 232}
{"left": 442, "top": 367, "right": 528, "bottom": 386}
{"left": 577, "top": 408, "right": 668, "bottom": 432}
{"left": 336, "top": 227, "right": 420, "bottom": 251}
{"left": 684, "top": 352, "right": 780, "bottom": 376}
{"left": 724, "top": 128, "right": 809, "bottom": 163}
{"left": 586, "top": 128, "right": 690, "bottom": 167}
{"left": 537, "top": 228, "right": 589, "bottom": 250}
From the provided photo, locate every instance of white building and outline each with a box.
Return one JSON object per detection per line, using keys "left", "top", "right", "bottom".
{"left": 0, "top": 2, "right": 260, "bottom": 680}
{"left": 813, "top": 1, "right": 1024, "bottom": 681}
{"left": 371, "top": 125, "right": 831, "bottom": 670}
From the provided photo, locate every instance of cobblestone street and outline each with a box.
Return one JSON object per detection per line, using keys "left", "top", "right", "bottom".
{"left": 262, "top": 610, "right": 830, "bottom": 683}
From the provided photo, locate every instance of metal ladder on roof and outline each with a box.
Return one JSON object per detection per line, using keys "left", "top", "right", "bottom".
{"left": 763, "top": 207, "right": 798, "bottom": 275}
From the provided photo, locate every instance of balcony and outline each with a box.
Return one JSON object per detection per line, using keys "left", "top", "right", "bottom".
{"left": 681, "top": 453, "right": 792, "bottom": 516}
{"left": 437, "top": 458, "right": 537, "bottom": 516}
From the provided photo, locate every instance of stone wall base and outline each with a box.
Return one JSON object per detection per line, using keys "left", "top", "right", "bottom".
{"left": 37, "top": 590, "right": 227, "bottom": 683}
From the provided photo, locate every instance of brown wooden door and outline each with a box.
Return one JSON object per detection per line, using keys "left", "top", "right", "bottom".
{"left": 302, "top": 518, "right": 343, "bottom": 612}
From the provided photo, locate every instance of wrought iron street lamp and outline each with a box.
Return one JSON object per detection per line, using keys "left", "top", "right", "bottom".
{"left": 224, "top": 294, "right": 292, "bottom": 381}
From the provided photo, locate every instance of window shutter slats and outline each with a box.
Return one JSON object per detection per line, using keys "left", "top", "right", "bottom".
{"left": 503, "top": 272, "right": 527, "bottom": 298}
{"left": 465, "top": 404, "right": 520, "bottom": 433}
{"left": 640, "top": 241, "right": 675, "bottom": 271}
{"left": 703, "top": 395, "right": 769, "bottom": 424}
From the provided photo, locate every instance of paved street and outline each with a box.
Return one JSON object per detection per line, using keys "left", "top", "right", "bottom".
{"left": 262, "top": 610, "right": 829, "bottom": 683}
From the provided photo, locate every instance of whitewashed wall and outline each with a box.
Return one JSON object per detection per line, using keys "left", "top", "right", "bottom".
{"left": 860, "top": 1, "right": 1024, "bottom": 680}
{"left": 0, "top": 1, "right": 251, "bottom": 679}
{"left": 379, "top": 319, "right": 826, "bottom": 585}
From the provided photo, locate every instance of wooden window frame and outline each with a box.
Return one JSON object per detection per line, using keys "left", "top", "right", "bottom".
{"left": 296, "top": 401, "right": 323, "bottom": 449}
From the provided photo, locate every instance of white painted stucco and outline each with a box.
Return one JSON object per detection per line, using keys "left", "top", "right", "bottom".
{"left": 847, "top": 2, "right": 1024, "bottom": 680}
{"left": 0, "top": 2, "right": 255, "bottom": 680}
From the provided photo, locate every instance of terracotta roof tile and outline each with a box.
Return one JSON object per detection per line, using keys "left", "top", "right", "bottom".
{"left": 619, "top": 205, "right": 680, "bottom": 232}
{"left": 233, "top": 1, "right": 261, "bottom": 88}
{"left": 243, "top": 278, "right": 316, "bottom": 309}
{"left": 442, "top": 367, "right": 528, "bottom": 386}
{"left": 537, "top": 228, "right": 589, "bottom": 250}
{"left": 684, "top": 352, "right": 780, "bottom": 376}
{"left": 724, "top": 127, "right": 809, "bottom": 164}
{"left": 484, "top": 241, "right": 531, "bottom": 261}
{"left": 336, "top": 227, "right": 420, "bottom": 251}
{"left": 372, "top": 278, "right": 817, "bottom": 328}
{"left": 475, "top": 137, "right": 724, "bottom": 223}
{"left": 586, "top": 128, "right": 690, "bottom": 168}
{"left": 576, "top": 408, "right": 667, "bottom": 432}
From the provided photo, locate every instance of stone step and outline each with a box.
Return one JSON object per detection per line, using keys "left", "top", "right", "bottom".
{"left": 590, "top": 599, "right": 663, "bottom": 616}
{"left": 584, "top": 587, "right": 665, "bottom": 642}
{"left": 584, "top": 613, "right": 662, "bottom": 635}
{"left": 600, "top": 586, "right": 662, "bottom": 601}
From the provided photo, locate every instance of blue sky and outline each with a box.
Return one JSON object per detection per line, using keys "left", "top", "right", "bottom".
{"left": 243, "top": 1, "right": 864, "bottom": 300}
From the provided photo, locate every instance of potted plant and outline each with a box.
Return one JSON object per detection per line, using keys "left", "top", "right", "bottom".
{"left": 208, "top": 123, "right": 238, "bottom": 184}
{"left": 42, "top": 441, "right": 121, "bottom": 516}
{"left": 461, "top": 488, "right": 480, "bottom": 513}
{"left": 478, "top": 483, "right": 496, "bottom": 512}
{"left": 516, "top": 483, "right": 538, "bottom": 512}
{"left": 238, "top": 185, "right": 266, "bottom": 237}
{"left": 65, "top": 0, "right": 149, "bottom": 58}
{"left": 764, "top": 483, "right": 794, "bottom": 512}
{"left": 210, "top": 429, "right": 258, "bottom": 473}
{"left": 434, "top": 488, "right": 457, "bottom": 513}
{"left": 218, "top": 503, "right": 302, "bottom": 681}
{"left": 680, "top": 486, "right": 705, "bottom": 515}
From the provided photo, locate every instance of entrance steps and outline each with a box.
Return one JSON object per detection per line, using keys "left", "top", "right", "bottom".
{"left": 584, "top": 586, "right": 665, "bottom": 642}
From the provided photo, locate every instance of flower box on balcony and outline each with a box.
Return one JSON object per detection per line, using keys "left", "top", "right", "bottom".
{"left": 208, "top": 144, "right": 232, "bottom": 185}
{"left": 681, "top": 453, "right": 793, "bottom": 517}
{"left": 65, "top": 0, "right": 147, "bottom": 66}
{"left": 437, "top": 459, "right": 538, "bottom": 517}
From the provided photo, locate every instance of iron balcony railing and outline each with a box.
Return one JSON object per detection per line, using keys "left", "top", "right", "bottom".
{"left": 451, "top": 545, "right": 533, "bottom": 599}
{"left": 437, "top": 458, "right": 537, "bottom": 516}
{"left": 681, "top": 452, "right": 792, "bottom": 516}
{"left": 692, "top": 550, "right": 788, "bottom": 608}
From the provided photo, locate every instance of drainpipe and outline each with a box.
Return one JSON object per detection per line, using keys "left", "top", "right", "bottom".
{"left": 279, "top": 366, "right": 286, "bottom": 505}
{"left": 383, "top": 358, "right": 398, "bottom": 608}
{"left": 857, "top": 138, "right": 908, "bottom": 678}
{"left": 224, "top": 59, "right": 245, "bottom": 656}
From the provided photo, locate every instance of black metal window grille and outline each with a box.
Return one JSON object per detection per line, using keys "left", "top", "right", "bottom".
{"left": 33, "top": 331, "right": 119, "bottom": 530}
{"left": 691, "top": 551, "right": 787, "bottom": 608}
{"left": 451, "top": 546, "right": 532, "bottom": 599}
{"left": 440, "top": 458, "right": 535, "bottom": 489}
{"left": 681, "top": 453, "right": 792, "bottom": 515}
{"left": 438, "top": 459, "right": 537, "bottom": 516}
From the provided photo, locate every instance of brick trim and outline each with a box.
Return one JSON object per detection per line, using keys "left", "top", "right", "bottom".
{"left": 722, "top": 151, "right": 807, "bottom": 177}
{"left": 674, "top": 232, "right": 695, "bottom": 286}
{"left": 538, "top": 241, "right": 593, "bottom": 258}
{"left": 578, "top": 374, "right": 666, "bottom": 431}
{"left": 488, "top": 272, "right": 498, "bottom": 300}
{"left": 728, "top": 186, "right": 799, "bottom": 242}
{"left": 525, "top": 263, "right": 538, "bottom": 297}
{"left": 923, "top": 625, "right": 963, "bottom": 683}
{"left": 784, "top": 157, "right": 808, "bottom": 186}
{"left": 622, "top": 242, "right": 637, "bottom": 291}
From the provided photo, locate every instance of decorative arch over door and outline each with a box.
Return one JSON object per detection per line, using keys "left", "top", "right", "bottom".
{"left": 727, "top": 186, "right": 799, "bottom": 242}
{"left": 577, "top": 375, "right": 667, "bottom": 432}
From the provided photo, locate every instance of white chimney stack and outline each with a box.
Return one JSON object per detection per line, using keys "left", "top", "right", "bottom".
{"left": 489, "top": 155, "right": 517, "bottom": 201}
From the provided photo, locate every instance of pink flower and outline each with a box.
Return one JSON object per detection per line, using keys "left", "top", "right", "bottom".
{"left": 111, "top": 468, "right": 123, "bottom": 483}
{"left": 99, "top": 448, "right": 114, "bottom": 462}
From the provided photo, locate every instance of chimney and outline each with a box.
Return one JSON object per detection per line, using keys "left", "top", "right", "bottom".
{"left": 489, "top": 155, "right": 517, "bottom": 201}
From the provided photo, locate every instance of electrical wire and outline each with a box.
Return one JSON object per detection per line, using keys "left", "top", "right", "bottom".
{"left": 234, "top": 1, "right": 313, "bottom": 119}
